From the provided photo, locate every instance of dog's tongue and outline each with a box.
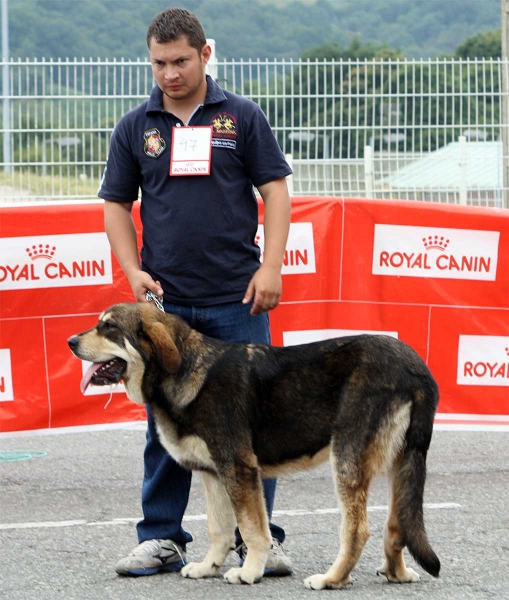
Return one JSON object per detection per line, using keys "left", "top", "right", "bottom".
{"left": 80, "top": 362, "right": 104, "bottom": 394}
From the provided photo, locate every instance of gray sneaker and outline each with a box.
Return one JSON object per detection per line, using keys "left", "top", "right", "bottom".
{"left": 238, "top": 538, "right": 293, "bottom": 577}
{"left": 115, "top": 539, "right": 187, "bottom": 576}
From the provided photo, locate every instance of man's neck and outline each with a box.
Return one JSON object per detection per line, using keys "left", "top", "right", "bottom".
{"left": 162, "top": 79, "right": 208, "bottom": 124}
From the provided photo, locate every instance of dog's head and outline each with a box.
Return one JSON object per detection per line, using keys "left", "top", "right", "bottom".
{"left": 68, "top": 303, "right": 186, "bottom": 404}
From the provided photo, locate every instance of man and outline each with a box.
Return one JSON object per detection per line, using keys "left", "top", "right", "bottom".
{"left": 98, "top": 7, "right": 293, "bottom": 578}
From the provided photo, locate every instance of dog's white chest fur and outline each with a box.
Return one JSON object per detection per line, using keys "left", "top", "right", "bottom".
{"left": 155, "top": 413, "right": 215, "bottom": 471}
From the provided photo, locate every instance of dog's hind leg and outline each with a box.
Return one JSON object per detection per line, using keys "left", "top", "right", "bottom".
{"left": 304, "top": 451, "right": 371, "bottom": 590}
{"left": 377, "top": 457, "right": 420, "bottom": 583}
{"left": 181, "top": 472, "right": 236, "bottom": 580}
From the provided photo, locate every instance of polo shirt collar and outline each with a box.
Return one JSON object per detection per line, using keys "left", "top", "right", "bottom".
{"left": 146, "top": 75, "right": 227, "bottom": 114}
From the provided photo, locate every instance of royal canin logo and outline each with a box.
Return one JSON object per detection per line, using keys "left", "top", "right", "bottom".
{"left": 0, "top": 234, "right": 113, "bottom": 290}
{"left": 457, "top": 335, "right": 509, "bottom": 387}
{"left": 372, "top": 225, "right": 500, "bottom": 281}
{"left": 26, "top": 244, "right": 57, "bottom": 260}
{"left": 422, "top": 235, "right": 449, "bottom": 251}
{"left": 256, "top": 222, "right": 316, "bottom": 274}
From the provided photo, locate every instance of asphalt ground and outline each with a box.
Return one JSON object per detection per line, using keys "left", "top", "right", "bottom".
{"left": 0, "top": 426, "right": 508, "bottom": 600}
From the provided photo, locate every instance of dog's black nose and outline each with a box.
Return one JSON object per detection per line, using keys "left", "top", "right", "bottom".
{"left": 68, "top": 335, "right": 79, "bottom": 351}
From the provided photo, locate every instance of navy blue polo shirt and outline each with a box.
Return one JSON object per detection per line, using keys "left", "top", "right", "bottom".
{"left": 98, "top": 76, "right": 291, "bottom": 306}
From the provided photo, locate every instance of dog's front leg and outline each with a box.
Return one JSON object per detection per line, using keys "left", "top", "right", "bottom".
{"left": 222, "top": 463, "right": 271, "bottom": 585}
{"left": 181, "top": 472, "right": 236, "bottom": 580}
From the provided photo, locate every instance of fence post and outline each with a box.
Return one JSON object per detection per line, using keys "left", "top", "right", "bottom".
{"left": 502, "top": 0, "right": 509, "bottom": 208}
{"left": 364, "top": 145, "right": 374, "bottom": 199}
{"left": 1, "top": 0, "right": 12, "bottom": 173}
{"left": 458, "top": 135, "right": 467, "bottom": 205}
{"left": 206, "top": 38, "right": 217, "bottom": 80}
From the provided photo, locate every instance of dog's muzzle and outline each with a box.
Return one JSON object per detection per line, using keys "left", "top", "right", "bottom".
{"left": 68, "top": 335, "right": 127, "bottom": 394}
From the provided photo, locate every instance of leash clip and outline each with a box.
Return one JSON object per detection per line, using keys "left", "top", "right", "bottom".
{"left": 145, "top": 290, "right": 165, "bottom": 312}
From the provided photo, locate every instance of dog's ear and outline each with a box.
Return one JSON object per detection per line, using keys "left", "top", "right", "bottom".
{"left": 144, "top": 321, "right": 181, "bottom": 374}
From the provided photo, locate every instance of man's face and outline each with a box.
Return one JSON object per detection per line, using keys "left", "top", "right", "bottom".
{"left": 149, "top": 36, "right": 211, "bottom": 104}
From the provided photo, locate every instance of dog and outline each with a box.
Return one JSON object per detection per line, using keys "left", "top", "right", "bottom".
{"left": 68, "top": 302, "right": 441, "bottom": 589}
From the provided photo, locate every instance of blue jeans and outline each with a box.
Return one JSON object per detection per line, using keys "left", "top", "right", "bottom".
{"left": 136, "top": 300, "right": 285, "bottom": 549}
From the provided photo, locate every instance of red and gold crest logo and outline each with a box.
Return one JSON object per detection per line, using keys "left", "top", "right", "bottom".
{"left": 210, "top": 113, "right": 237, "bottom": 149}
{"left": 211, "top": 114, "right": 237, "bottom": 138}
{"left": 143, "top": 128, "right": 166, "bottom": 158}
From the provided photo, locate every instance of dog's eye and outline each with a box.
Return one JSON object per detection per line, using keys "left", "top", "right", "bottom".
{"left": 101, "top": 321, "right": 118, "bottom": 330}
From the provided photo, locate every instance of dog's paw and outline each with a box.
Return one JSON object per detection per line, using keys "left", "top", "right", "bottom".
{"left": 303, "top": 573, "right": 352, "bottom": 590}
{"left": 223, "top": 567, "right": 262, "bottom": 585}
{"left": 377, "top": 565, "right": 420, "bottom": 583}
{"left": 394, "top": 567, "right": 420, "bottom": 583}
{"left": 181, "top": 561, "right": 219, "bottom": 579}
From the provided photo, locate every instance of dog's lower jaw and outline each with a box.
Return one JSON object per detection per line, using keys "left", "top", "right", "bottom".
{"left": 124, "top": 383, "right": 146, "bottom": 405}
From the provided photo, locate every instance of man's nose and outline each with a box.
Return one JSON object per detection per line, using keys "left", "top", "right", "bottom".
{"left": 163, "top": 66, "right": 179, "bottom": 80}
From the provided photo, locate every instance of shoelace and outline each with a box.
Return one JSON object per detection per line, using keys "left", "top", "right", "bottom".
{"left": 134, "top": 539, "right": 166, "bottom": 556}
{"left": 270, "top": 539, "right": 285, "bottom": 556}
{"left": 134, "top": 539, "right": 185, "bottom": 563}
{"left": 165, "top": 540, "right": 186, "bottom": 563}
{"left": 235, "top": 539, "right": 281, "bottom": 559}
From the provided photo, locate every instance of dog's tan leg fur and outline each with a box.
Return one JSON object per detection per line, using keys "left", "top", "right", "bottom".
{"left": 304, "top": 451, "right": 372, "bottom": 590}
{"left": 377, "top": 460, "right": 420, "bottom": 583}
{"left": 304, "top": 483, "right": 370, "bottom": 589}
{"left": 181, "top": 473, "right": 236, "bottom": 580}
{"left": 223, "top": 464, "right": 271, "bottom": 585}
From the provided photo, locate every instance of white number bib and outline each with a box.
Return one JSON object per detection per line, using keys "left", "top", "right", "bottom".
{"left": 170, "top": 126, "right": 212, "bottom": 176}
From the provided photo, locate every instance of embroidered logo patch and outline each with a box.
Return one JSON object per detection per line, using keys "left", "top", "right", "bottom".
{"left": 210, "top": 113, "right": 237, "bottom": 149}
{"left": 143, "top": 128, "right": 166, "bottom": 158}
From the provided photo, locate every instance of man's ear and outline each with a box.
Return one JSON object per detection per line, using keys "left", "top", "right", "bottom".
{"left": 201, "top": 43, "right": 212, "bottom": 66}
{"left": 144, "top": 321, "right": 181, "bottom": 374}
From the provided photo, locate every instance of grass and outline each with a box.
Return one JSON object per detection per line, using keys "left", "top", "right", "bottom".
{"left": 0, "top": 169, "right": 102, "bottom": 201}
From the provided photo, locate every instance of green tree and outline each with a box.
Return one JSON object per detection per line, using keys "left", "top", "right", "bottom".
{"left": 275, "top": 40, "right": 502, "bottom": 160}
{"left": 300, "top": 38, "right": 402, "bottom": 61}
{"left": 455, "top": 30, "right": 502, "bottom": 59}
{"left": 6, "top": 0, "right": 502, "bottom": 60}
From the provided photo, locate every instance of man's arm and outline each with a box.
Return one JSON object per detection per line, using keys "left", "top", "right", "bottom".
{"left": 104, "top": 200, "right": 163, "bottom": 302}
{"left": 243, "top": 177, "right": 291, "bottom": 315}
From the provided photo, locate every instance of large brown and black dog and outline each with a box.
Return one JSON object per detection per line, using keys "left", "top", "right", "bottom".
{"left": 68, "top": 302, "right": 440, "bottom": 589}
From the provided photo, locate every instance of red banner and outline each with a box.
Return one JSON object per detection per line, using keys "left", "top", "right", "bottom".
{"left": 1, "top": 198, "right": 508, "bottom": 433}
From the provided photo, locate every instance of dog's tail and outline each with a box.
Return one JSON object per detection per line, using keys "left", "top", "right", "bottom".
{"left": 394, "top": 380, "right": 441, "bottom": 578}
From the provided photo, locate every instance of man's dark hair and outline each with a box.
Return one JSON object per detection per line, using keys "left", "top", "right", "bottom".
{"left": 147, "top": 7, "right": 207, "bottom": 52}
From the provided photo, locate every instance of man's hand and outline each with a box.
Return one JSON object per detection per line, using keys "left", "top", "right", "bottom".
{"left": 243, "top": 264, "right": 282, "bottom": 315}
{"left": 127, "top": 270, "right": 163, "bottom": 303}
{"left": 248, "top": 177, "right": 290, "bottom": 316}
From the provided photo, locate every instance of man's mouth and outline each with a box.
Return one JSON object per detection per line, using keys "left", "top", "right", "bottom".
{"left": 80, "top": 358, "right": 127, "bottom": 394}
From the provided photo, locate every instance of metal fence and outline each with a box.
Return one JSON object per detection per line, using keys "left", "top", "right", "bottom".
{"left": 1, "top": 57, "right": 508, "bottom": 206}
